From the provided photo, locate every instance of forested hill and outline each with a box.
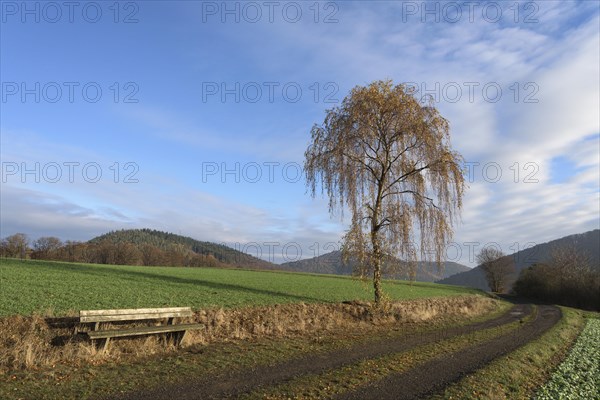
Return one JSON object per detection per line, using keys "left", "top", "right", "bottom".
{"left": 89, "top": 229, "right": 277, "bottom": 270}
{"left": 438, "top": 229, "right": 600, "bottom": 291}
{"left": 280, "top": 250, "right": 471, "bottom": 282}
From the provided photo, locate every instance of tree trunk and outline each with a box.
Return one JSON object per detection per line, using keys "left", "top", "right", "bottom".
{"left": 373, "top": 256, "right": 382, "bottom": 305}
{"left": 372, "top": 232, "right": 382, "bottom": 305}
{"left": 372, "top": 178, "right": 384, "bottom": 305}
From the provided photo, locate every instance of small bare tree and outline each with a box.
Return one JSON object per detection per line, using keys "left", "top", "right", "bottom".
{"left": 32, "top": 236, "right": 63, "bottom": 259}
{"left": 305, "top": 80, "right": 465, "bottom": 304}
{"left": 476, "top": 247, "right": 515, "bottom": 293}
{"left": 0, "top": 233, "right": 30, "bottom": 259}
{"left": 549, "top": 244, "right": 592, "bottom": 277}
{"left": 549, "top": 244, "right": 595, "bottom": 296}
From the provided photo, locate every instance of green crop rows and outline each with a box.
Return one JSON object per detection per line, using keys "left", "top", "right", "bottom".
{"left": 535, "top": 318, "right": 600, "bottom": 400}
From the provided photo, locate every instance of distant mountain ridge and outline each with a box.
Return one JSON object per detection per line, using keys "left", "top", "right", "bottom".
{"left": 438, "top": 229, "right": 600, "bottom": 291}
{"left": 89, "top": 229, "right": 278, "bottom": 270}
{"left": 280, "top": 250, "right": 471, "bottom": 282}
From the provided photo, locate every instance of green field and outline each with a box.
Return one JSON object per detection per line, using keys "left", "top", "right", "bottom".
{"left": 536, "top": 317, "right": 600, "bottom": 399}
{"left": 0, "top": 258, "right": 481, "bottom": 316}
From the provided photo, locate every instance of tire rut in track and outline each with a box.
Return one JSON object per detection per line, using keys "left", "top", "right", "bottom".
{"left": 105, "top": 303, "right": 533, "bottom": 400}
{"left": 337, "top": 305, "right": 562, "bottom": 400}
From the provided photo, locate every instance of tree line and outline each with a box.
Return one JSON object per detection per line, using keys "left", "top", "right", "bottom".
{"left": 0, "top": 232, "right": 226, "bottom": 268}
{"left": 477, "top": 243, "right": 599, "bottom": 311}
{"left": 514, "top": 245, "right": 599, "bottom": 311}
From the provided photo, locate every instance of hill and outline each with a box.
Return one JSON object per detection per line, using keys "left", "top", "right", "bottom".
{"left": 280, "top": 250, "right": 471, "bottom": 282}
{"left": 89, "top": 228, "right": 278, "bottom": 270}
{"left": 438, "top": 229, "right": 600, "bottom": 291}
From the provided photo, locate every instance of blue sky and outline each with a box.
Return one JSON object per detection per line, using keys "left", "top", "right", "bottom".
{"left": 1, "top": 1, "right": 599, "bottom": 265}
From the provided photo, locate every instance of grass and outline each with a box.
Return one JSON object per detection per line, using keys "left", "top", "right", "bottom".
{"left": 240, "top": 301, "right": 517, "bottom": 399}
{"left": 0, "top": 258, "right": 482, "bottom": 317}
{"left": 0, "top": 299, "right": 508, "bottom": 400}
{"left": 429, "top": 307, "right": 591, "bottom": 400}
{"left": 2, "top": 256, "right": 594, "bottom": 398}
{"left": 1, "top": 295, "right": 498, "bottom": 374}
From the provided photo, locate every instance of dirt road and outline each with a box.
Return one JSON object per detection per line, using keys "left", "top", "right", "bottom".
{"left": 337, "top": 305, "right": 561, "bottom": 400}
{"left": 106, "top": 301, "right": 561, "bottom": 400}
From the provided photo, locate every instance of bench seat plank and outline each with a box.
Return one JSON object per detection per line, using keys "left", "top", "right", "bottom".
{"left": 80, "top": 307, "right": 193, "bottom": 323}
{"left": 87, "top": 323, "right": 204, "bottom": 339}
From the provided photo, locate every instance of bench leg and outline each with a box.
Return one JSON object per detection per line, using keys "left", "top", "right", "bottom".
{"left": 177, "top": 330, "right": 188, "bottom": 346}
{"left": 94, "top": 337, "right": 110, "bottom": 353}
{"left": 164, "top": 331, "right": 186, "bottom": 346}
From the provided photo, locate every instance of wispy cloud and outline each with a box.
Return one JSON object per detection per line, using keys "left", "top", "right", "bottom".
{"left": 1, "top": 1, "right": 598, "bottom": 266}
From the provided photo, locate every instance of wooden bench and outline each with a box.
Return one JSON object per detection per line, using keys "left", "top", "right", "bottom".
{"left": 79, "top": 307, "right": 203, "bottom": 351}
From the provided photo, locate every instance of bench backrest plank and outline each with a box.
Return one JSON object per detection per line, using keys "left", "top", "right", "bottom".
{"left": 80, "top": 307, "right": 193, "bottom": 323}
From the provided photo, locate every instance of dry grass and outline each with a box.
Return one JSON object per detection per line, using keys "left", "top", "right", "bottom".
{"left": 0, "top": 295, "right": 497, "bottom": 372}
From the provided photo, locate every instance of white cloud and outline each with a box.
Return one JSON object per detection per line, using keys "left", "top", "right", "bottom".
{"left": 1, "top": 3, "right": 598, "bottom": 268}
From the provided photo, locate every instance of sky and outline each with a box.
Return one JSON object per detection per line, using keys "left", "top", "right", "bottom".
{"left": 1, "top": 0, "right": 599, "bottom": 266}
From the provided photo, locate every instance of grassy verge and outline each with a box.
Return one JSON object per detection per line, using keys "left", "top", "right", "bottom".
{"left": 241, "top": 303, "right": 529, "bottom": 399}
{"left": 1, "top": 258, "right": 482, "bottom": 316}
{"left": 429, "top": 307, "right": 590, "bottom": 400}
{"left": 0, "top": 300, "right": 510, "bottom": 400}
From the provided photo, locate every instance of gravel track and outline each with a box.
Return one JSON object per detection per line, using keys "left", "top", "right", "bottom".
{"left": 105, "top": 302, "right": 544, "bottom": 400}
{"left": 337, "top": 305, "right": 561, "bottom": 400}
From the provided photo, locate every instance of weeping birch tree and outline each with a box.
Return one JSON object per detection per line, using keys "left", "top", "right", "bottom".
{"left": 304, "top": 80, "right": 466, "bottom": 304}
